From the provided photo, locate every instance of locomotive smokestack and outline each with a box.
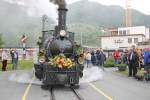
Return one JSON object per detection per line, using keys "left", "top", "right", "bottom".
{"left": 50, "top": 0, "right": 67, "bottom": 35}
{"left": 58, "top": 8, "right": 68, "bottom": 31}
{"left": 50, "top": 0, "right": 66, "bottom": 8}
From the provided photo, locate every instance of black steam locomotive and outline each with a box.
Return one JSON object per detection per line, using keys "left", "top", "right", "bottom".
{"left": 34, "top": 5, "right": 84, "bottom": 88}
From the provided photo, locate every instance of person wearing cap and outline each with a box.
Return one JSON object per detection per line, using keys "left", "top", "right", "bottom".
{"left": 1, "top": 49, "right": 8, "bottom": 71}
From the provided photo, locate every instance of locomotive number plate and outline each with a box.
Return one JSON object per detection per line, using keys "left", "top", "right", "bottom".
{"left": 57, "top": 74, "right": 67, "bottom": 82}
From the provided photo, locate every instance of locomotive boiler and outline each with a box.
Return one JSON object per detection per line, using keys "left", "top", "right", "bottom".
{"left": 34, "top": 0, "right": 84, "bottom": 88}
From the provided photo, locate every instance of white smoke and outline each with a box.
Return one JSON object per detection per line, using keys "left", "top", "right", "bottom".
{"left": 8, "top": 67, "right": 103, "bottom": 85}
{"left": 8, "top": 71, "right": 42, "bottom": 85}
{"left": 80, "top": 67, "right": 103, "bottom": 83}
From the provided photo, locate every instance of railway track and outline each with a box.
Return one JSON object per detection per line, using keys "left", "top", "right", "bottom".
{"left": 49, "top": 87, "right": 84, "bottom": 100}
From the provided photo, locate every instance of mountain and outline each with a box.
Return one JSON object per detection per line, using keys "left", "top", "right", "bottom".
{"left": 0, "top": 0, "right": 54, "bottom": 47}
{"left": 67, "top": 0, "right": 150, "bottom": 27}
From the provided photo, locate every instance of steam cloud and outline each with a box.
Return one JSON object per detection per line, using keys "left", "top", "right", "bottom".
{"left": 8, "top": 71, "right": 42, "bottom": 85}
{"left": 80, "top": 67, "right": 103, "bottom": 84}
{"left": 50, "top": 0, "right": 66, "bottom": 8}
{"left": 8, "top": 67, "right": 103, "bottom": 85}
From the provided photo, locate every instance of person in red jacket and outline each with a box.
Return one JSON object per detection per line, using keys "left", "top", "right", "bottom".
{"left": 113, "top": 49, "right": 120, "bottom": 64}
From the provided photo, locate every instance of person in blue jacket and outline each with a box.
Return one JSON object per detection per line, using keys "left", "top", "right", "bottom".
{"left": 144, "top": 49, "right": 150, "bottom": 66}
{"left": 143, "top": 49, "right": 150, "bottom": 81}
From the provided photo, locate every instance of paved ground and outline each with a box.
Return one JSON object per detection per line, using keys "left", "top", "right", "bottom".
{"left": 93, "top": 68, "right": 150, "bottom": 100}
{"left": 0, "top": 68, "right": 150, "bottom": 100}
{"left": 0, "top": 71, "right": 28, "bottom": 100}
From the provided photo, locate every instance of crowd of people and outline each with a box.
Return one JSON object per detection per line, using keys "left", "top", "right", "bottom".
{"left": 79, "top": 49, "right": 106, "bottom": 70}
{"left": 79, "top": 45, "right": 150, "bottom": 81}
{"left": 113, "top": 45, "right": 150, "bottom": 80}
{"left": 1, "top": 49, "right": 19, "bottom": 71}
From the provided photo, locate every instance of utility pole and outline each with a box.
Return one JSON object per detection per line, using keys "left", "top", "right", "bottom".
{"left": 42, "top": 15, "right": 48, "bottom": 31}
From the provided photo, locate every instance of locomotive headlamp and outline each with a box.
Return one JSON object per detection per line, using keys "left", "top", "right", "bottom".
{"left": 60, "top": 30, "right": 66, "bottom": 37}
{"left": 39, "top": 58, "right": 45, "bottom": 63}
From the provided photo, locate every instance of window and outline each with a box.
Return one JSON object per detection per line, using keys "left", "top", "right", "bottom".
{"left": 134, "top": 38, "right": 138, "bottom": 43}
{"left": 126, "top": 30, "right": 130, "bottom": 34}
{"left": 128, "top": 38, "right": 132, "bottom": 43}
{"left": 119, "top": 31, "right": 123, "bottom": 35}
{"left": 119, "top": 30, "right": 127, "bottom": 35}
{"left": 123, "top": 30, "right": 126, "bottom": 35}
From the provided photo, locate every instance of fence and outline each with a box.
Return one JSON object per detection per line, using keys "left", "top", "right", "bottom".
{"left": 0, "top": 48, "right": 39, "bottom": 62}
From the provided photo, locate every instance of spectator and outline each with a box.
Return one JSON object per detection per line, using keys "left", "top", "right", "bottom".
{"left": 124, "top": 49, "right": 129, "bottom": 65}
{"left": 85, "top": 51, "right": 91, "bottom": 68}
{"left": 113, "top": 49, "right": 121, "bottom": 64}
{"left": 12, "top": 49, "right": 19, "bottom": 70}
{"left": 143, "top": 49, "right": 150, "bottom": 81}
{"left": 10, "top": 48, "right": 14, "bottom": 64}
{"left": 1, "top": 49, "right": 8, "bottom": 71}
{"left": 128, "top": 46, "right": 139, "bottom": 77}
{"left": 100, "top": 50, "right": 106, "bottom": 70}
{"left": 91, "top": 50, "right": 96, "bottom": 65}
{"left": 137, "top": 48, "right": 144, "bottom": 68}
{"left": 96, "top": 49, "right": 101, "bottom": 66}
{"left": 144, "top": 49, "right": 150, "bottom": 66}
{"left": 120, "top": 51, "right": 127, "bottom": 64}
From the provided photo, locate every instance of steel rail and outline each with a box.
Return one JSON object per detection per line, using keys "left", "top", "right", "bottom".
{"left": 70, "top": 87, "right": 84, "bottom": 100}
{"left": 49, "top": 86, "right": 84, "bottom": 100}
{"left": 50, "top": 87, "right": 55, "bottom": 100}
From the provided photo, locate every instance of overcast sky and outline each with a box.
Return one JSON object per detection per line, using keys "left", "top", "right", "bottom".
{"left": 67, "top": 0, "right": 150, "bottom": 15}
{"left": 4, "top": 0, "right": 150, "bottom": 15}
{"left": 3, "top": 0, "right": 150, "bottom": 22}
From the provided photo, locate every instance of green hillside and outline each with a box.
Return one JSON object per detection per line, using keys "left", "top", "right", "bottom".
{"left": 0, "top": 0, "right": 150, "bottom": 47}
{"left": 67, "top": 0, "right": 150, "bottom": 27}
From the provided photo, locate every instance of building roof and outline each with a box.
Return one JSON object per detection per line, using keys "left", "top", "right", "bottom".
{"left": 99, "top": 34, "right": 145, "bottom": 38}
{"left": 118, "top": 26, "right": 146, "bottom": 29}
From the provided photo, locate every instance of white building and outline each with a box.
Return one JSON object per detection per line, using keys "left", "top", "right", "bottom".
{"left": 101, "top": 26, "right": 150, "bottom": 50}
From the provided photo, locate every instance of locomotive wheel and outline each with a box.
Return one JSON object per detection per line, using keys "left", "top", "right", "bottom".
{"left": 41, "top": 84, "right": 49, "bottom": 90}
{"left": 79, "top": 72, "right": 83, "bottom": 77}
{"left": 70, "top": 84, "right": 79, "bottom": 89}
